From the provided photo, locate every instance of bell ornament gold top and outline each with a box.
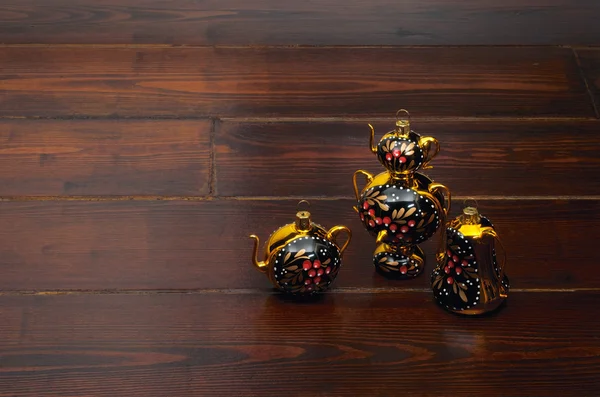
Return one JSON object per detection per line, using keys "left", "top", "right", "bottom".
{"left": 249, "top": 200, "right": 352, "bottom": 295}
{"left": 369, "top": 109, "right": 440, "bottom": 175}
{"left": 431, "top": 200, "right": 509, "bottom": 315}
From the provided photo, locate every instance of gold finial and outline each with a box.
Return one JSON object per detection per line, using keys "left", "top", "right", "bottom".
{"left": 395, "top": 108, "right": 411, "bottom": 135}
{"left": 462, "top": 198, "right": 481, "bottom": 224}
{"left": 295, "top": 200, "right": 312, "bottom": 232}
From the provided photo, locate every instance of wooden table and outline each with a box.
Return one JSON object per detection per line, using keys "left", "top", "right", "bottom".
{"left": 1, "top": 2, "right": 600, "bottom": 395}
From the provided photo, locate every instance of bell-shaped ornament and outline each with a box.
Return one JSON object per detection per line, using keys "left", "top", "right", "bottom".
{"left": 431, "top": 200, "right": 509, "bottom": 315}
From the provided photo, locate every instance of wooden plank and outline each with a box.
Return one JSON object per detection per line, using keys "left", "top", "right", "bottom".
{"left": 0, "top": 47, "right": 591, "bottom": 118}
{"left": 0, "top": 120, "right": 211, "bottom": 196}
{"left": 216, "top": 120, "right": 600, "bottom": 197}
{"left": 0, "top": 199, "right": 597, "bottom": 290}
{"left": 1, "top": 1, "right": 600, "bottom": 45}
{"left": 577, "top": 49, "right": 600, "bottom": 117}
{"left": 0, "top": 292, "right": 599, "bottom": 395}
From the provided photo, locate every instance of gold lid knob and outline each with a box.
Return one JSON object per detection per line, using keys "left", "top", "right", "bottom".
{"left": 461, "top": 198, "right": 481, "bottom": 225}
{"left": 395, "top": 108, "right": 411, "bottom": 135}
{"left": 295, "top": 200, "right": 312, "bottom": 232}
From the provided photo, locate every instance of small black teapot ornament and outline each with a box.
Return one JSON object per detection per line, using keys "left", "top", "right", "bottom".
{"left": 431, "top": 200, "right": 509, "bottom": 315}
{"left": 369, "top": 109, "right": 440, "bottom": 175}
{"left": 249, "top": 201, "right": 352, "bottom": 295}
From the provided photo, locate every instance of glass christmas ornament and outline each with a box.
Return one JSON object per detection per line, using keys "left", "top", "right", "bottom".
{"left": 249, "top": 200, "right": 351, "bottom": 295}
{"left": 431, "top": 200, "right": 509, "bottom": 315}
{"left": 353, "top": 170, "right": 449, "bottom": 278}
{"left": 370, "top": 109, "right": 440, "bottom": 175}
{"left": 353, "top": 109, "right": 450, "bottom": 278}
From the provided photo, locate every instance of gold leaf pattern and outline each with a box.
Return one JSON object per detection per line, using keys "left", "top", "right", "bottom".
{"left": 284, "top": 251, "right": 291, "bottom": 263}
{"left": 294, "top": 249, "right": 306, "bottom": 258}
{"left": 379, "top": 257, "right": 388, "bottom": 263}
{"left": 395, "top": 208, "right": 405, "bottom": 219}
{"left": 458, "top": 289, "right": 467, "bottom": 302}
{"left": 428, "top": 213, "right": 435, "bottom": 224}
{"left": 323, "top": 258, "right": 331, "bottom": 265}
{"left": 405, "top": 207, "right": 416, "bottom": 217}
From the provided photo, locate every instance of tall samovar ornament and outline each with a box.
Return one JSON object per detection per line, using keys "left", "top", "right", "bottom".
{"left": 353, "top": 110, "right": 450, "bottom": 278}
{"left": 431, "top": 200, "right": 509, "bottom": 315}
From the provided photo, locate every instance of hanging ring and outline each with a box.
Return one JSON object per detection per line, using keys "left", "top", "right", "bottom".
{"left": 463, "top": 197, "right": 479, "bottom": 210}
{"left": 396, "top": 109, "right": 411, "bottom": 121}
{"left": 297, "top": 200, "right": 311, "bottom": 212}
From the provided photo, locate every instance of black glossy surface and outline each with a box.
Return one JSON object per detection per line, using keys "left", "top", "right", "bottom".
{"left": 431, "top": 215, "right": 510, "bottom": 312}
{"left": 271, "top": 235, "right": 341, "bottom": 295}
{"left": 373, "top": 244, "right": 425, "bottom": 279}
{"left": 358, "top": 173, "right": 444, "bottom": 246}
{"left": 376, "top": 132, "right": 425, "bottom": 174}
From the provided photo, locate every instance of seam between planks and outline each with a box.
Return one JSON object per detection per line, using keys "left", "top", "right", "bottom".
{"left": 208, "top": 118, "right": 217, "bottom": 195}
{"left": 572, "top": 48, "right": 600, "bottom": 119}
{"left": 0, "top": 288, "right": 598, "bottom": 296}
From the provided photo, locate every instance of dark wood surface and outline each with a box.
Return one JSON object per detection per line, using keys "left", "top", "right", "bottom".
{"left": 216, "top": 119, "right": 600, "bottom": 197}
{"left": 0, "top": 47, "right": 592, "bottom": 118}
{"left": 577, "top": 48, "right": 600, "bottom": 117}
{"left": 2, "top": 3, "right": 600, "bottom": 394}
{"left": 0, "top": 120, "right": 211, "bottom": 196}
{"left": 2, "top": 0, "right": 600, "bottom": 45}
{"left": 0, "top": 199, "right": 597, "bottom": 291}
{"left": 0, "top": 292, "right": 599, "bottom": 396}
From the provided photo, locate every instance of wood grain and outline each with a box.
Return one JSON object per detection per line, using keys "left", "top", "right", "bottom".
{"left": 1, "top": 0, "right": 600, "bottom": 45}
{"left": 0, "top": 47, "right": 591, "bottom": 118}
{"left": 577, "top": 48, "right": 600, "bottom": 117}
{"left": 0, "top": 199, "right": 597, "bottom": 291}
{"left": 1, "top": 292, "right": 599, "bottom": 396}
{"left": 216, "top": 120, "right": 600, "bottom": 197}
{"left": 0, "top": 120, "right": 211, "bottom": 196}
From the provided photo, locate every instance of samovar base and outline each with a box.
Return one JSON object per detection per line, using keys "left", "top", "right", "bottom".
{"left": 373, "top": 242, "right": 425, "bottom": 279}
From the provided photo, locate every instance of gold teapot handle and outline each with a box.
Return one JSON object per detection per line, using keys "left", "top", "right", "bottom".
{"left": 419, "top": 136, "right": 440, "bottom": 169}
{"left": 428, "top": 182, "right": 451, "bottom": 218}
{"left": 353, "top": 169, "right": 374, "bottom": 203}
{"left": 326, "top": 225, "right": 352, "bottom": 256}
{"left": 482, "top": 228, "right": 508, "bottom": 295}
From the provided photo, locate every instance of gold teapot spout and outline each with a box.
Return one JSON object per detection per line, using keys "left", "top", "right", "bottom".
{"left": 249, "top": 234, "right": 268, "bottom": 273}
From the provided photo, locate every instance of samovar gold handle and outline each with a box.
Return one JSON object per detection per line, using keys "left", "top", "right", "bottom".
{"left": 428, "top": 182, "right": 451, "bottom": 218}
{"left": 419, "top": 136, "right": 440, "bottom": 169}
{"left": 352, "top": 170, "right": 374, "bottom": 202}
